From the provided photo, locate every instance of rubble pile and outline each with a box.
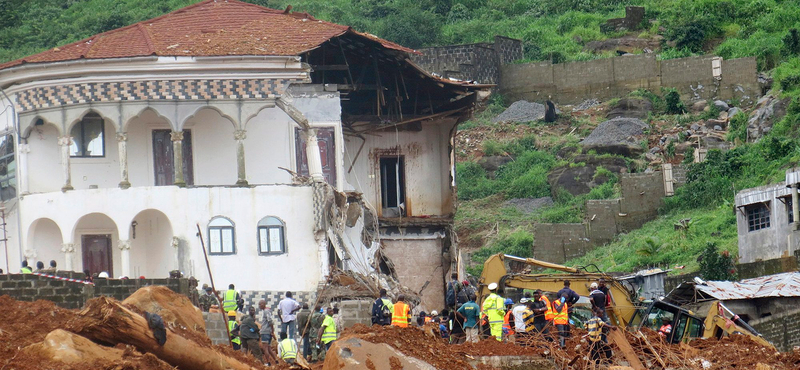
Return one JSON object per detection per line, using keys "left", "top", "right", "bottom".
{"left": 0, "top": 294, "right": 278, "bottom": 370}
{"left": 316, "top": 268, "right": 421, "bottom": 307}
{"left": 327, "top": 324, "right": 800, "bottom": 370}
{"left": 492, "top": 100, "right": 549, "bottom": 123}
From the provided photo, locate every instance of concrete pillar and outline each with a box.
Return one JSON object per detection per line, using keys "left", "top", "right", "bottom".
{"left": 118, "top": 239, "right": 131, "bottom": 278}
{"left": 17, "top": 143, "right": 29, "bottom": 194}
{"left": 234, "top": 129, "right": 248, "bottom": 186}
{"left": 793, "top": 184, "right": 799, "bottom": 230}
{"left": 170, "top": 131, "right": 185, "bottom": 187}
{"left": 117, "top": 133, "right": 130, "bottom": 189}
{"left": 58, "top": 136, "right": 73, "bottom": 191}
{"left": 61, "top": 243, "right": 75, "bottom": 271}
{"left": 304, "top": 129, "right": 325, "bottom": 182}
{"left": 171, "top": 237, "right": 180, "bottom": 271}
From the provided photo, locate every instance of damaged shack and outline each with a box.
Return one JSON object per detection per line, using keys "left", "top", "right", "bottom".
{"left": 0, "top": 0, "right": 489, "bottom": 312}
{"left": 666, "top": 272, "right": 800, "bottom": 351}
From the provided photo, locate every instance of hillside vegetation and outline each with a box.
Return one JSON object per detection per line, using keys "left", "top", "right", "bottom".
{"left": 2, "top": 0, "right": 800, "bottom": 70}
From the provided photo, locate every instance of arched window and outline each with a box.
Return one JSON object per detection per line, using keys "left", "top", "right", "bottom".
{"left": 208, "top": 217, "right": 235, "bottom": 255}
{"left": 257, "top": 217, "right": 285, "bottom": 254}
{"left": 70, "top": 113, "right": 105, "bottom": 157}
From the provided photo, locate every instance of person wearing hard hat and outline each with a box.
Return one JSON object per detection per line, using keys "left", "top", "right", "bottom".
{"left": 227, "top": 310, "right": 242, "bottom": 350}
{"left": 481, "top": 283, "right": 506, "bottom": 341}
{"left": 502, "top": 298, "right": 516, "bottom": 342}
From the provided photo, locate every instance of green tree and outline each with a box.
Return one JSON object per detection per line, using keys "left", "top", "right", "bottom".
{"left": 699, "top": 242, "right": 737, "bottom": 281}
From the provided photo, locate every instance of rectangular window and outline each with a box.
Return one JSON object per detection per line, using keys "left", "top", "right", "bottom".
{"left": 258, "top": 226, "right": 285, "bottom": 254}
{"left": 380, "top": 156, "right": 405, "bottom": 214}
{"left": 746, "top": 203, "right": 771, "bottom": 232}
{"left": 0, "top": 134, "right": 16, "bottom": 201}
{"left": 70, "top": 114, "right": 105, "bottom": 157}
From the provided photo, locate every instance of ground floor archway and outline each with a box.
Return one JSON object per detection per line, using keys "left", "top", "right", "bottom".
{"left": 129, "top": 209, "right": 174, "bottom": 278}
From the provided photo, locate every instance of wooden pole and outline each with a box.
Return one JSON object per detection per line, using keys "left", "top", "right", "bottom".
{"left": 197, "top": 223, "right": 232, "bottom": 346}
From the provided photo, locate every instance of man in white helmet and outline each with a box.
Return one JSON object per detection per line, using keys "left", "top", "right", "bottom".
{"left": 481, "top": 282, "right": 506, "bottom": 341}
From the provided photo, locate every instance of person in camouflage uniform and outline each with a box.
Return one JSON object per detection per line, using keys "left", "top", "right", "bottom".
{"left": 308, "top": 305, "right": 325, "bottom": 362}
{"left": 199, "top": 285, "right": 219, "bottom": 312}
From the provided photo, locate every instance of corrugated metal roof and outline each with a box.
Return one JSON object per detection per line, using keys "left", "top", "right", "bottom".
{"left": 694, "top": 272, "right": 800, "bottom": 300}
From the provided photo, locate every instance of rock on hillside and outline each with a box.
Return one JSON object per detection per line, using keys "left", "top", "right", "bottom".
{"left": 748, "top": 94, "right": 790, "bottom": 142}
{"left": 492, "top": 100, "right": 559, "bottom": 123}
{"left": 547, "top": 155, "right": 628, "bottom": 196}
{"left": 581, "top": 117, "right": 649, "bottom": 156}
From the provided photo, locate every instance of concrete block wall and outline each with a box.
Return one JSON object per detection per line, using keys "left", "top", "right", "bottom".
{"left": 500, "top": 55, "right": 759, "bottom": 106}
{"left": 337, "top": 299, "right": 373, "bottom": 329}
{"left": 203, "top": 311, "right": 230, "bottom": 345}
{"left": 750, "top": 308, "right": 800, "bottom": 352}
{"left": 0, "top": 274, "right": 88, "bottom": 309}
{"left": 533, "top": 223, "right": 589, "bottom": 264}
{"left": 411, "top": 37, "right": 523, "bottom": 84}
{"left": 534, "top": 172, "right": 666, "bottom": 262}
{"left": 737, "top": 254, "right": 800, "bottom": 279}
{"left": 0, "top": 274, "right": 192, "bottom": 309}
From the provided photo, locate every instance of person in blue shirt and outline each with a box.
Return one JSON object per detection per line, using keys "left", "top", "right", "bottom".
{"left": 456, "top": 293, "right": 481, "bottom": 343}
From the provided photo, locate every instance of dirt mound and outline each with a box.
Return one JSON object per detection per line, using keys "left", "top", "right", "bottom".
{"left": 123, "top": 285, "right": 206, "bottom": 332}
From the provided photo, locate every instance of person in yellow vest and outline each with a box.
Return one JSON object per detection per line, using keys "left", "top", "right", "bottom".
{"left": 20, "top": 260, "right": 32, "bottom": 274}
{"left": 227, "top": 310, "right": 241, "bottom": 350}
{"left": 222, "top": 284, "right": 240, "bottom": 313}
{"left": 481, "top": 283, "right": 505, "bottom": 341}
{"left": 552, "top": 293, "right": 570, "bottom": 348}
{"left": 587, "top": 306, "right": 614, "bottom": 365}
{"left": 277, "top": 332, "right": 298, "bottom": 364}
{"left": 317, "top": 307, "right": 338, "bottom": 353}
{"left": 391, "top": 294, "right": 411, "bottom": 328}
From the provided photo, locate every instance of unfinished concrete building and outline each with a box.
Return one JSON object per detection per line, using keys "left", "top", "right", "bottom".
{"left": 735, "top": 168, "right": 800, "bottom": 264}
{"left": 0, "top": 0, "right": 488, "bottom": 312}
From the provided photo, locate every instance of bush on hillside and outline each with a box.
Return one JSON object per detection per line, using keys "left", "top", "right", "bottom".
{"left": 663, "top": 88, "right": 686, "bottom": 114}
{"left": 699, "top": 242, "right": 737, "bottom": 281}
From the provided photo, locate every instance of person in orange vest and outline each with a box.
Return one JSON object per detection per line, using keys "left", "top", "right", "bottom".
{"left": 552, "top": 292, "right": 570, "bottom": 348}
{"left": 657, "top": 317, "right": 672, "bottom": 340}
{"left": 531, "top": 290, "right": 552, "bottom": 338}
{"left": 502, "top": 298, "right": 515, "bottom": 342}
{"left": 391, "top": 295, "right": 411, "bottom": 327}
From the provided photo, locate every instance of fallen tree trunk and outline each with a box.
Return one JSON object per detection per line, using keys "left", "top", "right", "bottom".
{"left": 69, "top": 297, "right": 258, "bottom": 370}
{"left": 607, "top": 328, "right": 646, "bottom": 370}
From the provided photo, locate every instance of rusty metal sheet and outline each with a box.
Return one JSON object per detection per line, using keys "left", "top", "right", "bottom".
{"left": 695, "top": 272, "right": 800, "bottom": 300}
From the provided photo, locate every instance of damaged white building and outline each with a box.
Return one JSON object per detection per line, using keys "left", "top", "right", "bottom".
{"left": 0, "top": 0, "right": 489, "bottom": 311}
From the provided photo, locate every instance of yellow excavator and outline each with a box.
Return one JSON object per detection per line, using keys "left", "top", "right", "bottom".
{"left": 477, "top": 253, "right": 775, "bottom": 349}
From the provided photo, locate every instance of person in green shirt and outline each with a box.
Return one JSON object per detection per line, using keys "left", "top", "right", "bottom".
{"left": 457, "top": 293, "right": 481, "bottom": 343}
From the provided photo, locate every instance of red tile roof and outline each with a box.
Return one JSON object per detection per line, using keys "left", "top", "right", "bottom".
{"left": 0, "top": 0, "right": 418, "bottom": 71}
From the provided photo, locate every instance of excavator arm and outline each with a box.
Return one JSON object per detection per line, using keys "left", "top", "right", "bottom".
{"left": 477, "top": 254, "right": 639, "bottom": 328}
{"left": 703, "top": 301, "right": 775, "bottom": 350}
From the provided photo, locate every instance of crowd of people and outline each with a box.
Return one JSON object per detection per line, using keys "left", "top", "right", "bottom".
{"left": 196, "top": 284, "right": 339, "bottom": 366}
{"left": 364, "top": 276, "right": 622, "bottom": 367}
{"left": 179, "top": 273, "right": 647, "bottom": 367}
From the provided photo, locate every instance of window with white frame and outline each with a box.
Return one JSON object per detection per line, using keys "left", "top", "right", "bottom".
{"left": 257, "top": 217, "right": 286, "bottom": 254}
{"left": 208, "top": 217, "right": 235, "bottom": 254}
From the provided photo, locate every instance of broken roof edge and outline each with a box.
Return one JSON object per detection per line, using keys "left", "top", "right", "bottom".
{"left": 668, "top": 272, "right": 800, "bottom": 302}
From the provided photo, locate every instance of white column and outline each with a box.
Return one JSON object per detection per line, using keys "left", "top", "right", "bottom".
{"left": 58, "top": 136, "right": 73, "bottom": 191}
{"left": 234, "top": 129, "right": 248, "bottom": 186}
{"left": 170, "top": 131, "right": 185, "bottom": 187}
{"left": 117, "top": 133, "right": 130, "bottom": 189}
{"left": 792, "top": 184, "right": 799, "bottom": 230}
{"left": 18, "top": 143, "right": 30, "bottom": 194}
{"left": 61, "top": 243, "right": 75, "bottom": 271}
{"left": 171, "top": 237, "right": 180, "bottom": 271}
{"left": 304, "top": 129, "right": 325, "bottom": 182}
{"left": 118, "top": 239, "right": 131, "bottom": 277}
